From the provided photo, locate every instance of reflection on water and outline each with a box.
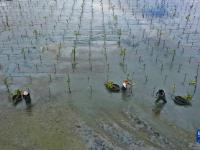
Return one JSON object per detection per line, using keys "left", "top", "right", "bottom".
{"left": 121, "top": 89, "right": 132, "bottom": 101}
{"left": 152, "top": 102, "right": 166, "bottom": 115}
{"left": 26, "top": 104, "right": 33, "bottom": 116}
{"left": 142, "top": 1, "right": 168, "bottom": 17}
{"left": 0, "top": 0, "right": 199, "bottom": 149}
{"left": 143, "top": 6, "right": 167, "bottom": 17}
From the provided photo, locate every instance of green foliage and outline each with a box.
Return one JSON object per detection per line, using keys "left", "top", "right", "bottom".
{"left": 74, "top": 31, "right": 80, "bottom": 36}
{"left": 117, "top": 28, "right": 121, "bottom": 36}
{"left": 172, "top": 84, "right": 176, "bottom": 93}
{"left": 21, "top": 48, "right": 26, "bottom": 54}
{"left": 33, "top": 30, "right": 38, "bottom": 35}
{"left": 120, "top": 48, "right": 126, "bottom": 56}
{"left": 4, "top": 77, "right": 12, "bottom": 87}
{"left": 72, "top": 47, "right": 76, "bottom": 63}
{"left": 169, "top": 49, "right": 176, "bottom": 54}
{"left": 33, "top": 30, "right": 39, "bottom": 39}
{"left": 189, "top": 80, "right": 197, "bottom": 85}
{"left": 43, "top": 16, "right": 47, "bottom": 20}
{"left": 11, "top": 89, "right": 22, "bottom": 97}
{"left": 113, "top": 15, "right": 118, "bottom": 22}
{"left": 4, "top": 78, "right": 9, "bottom": 86}
{"left": 185, "top": 14, "right": 190, "bottom": 21}
{"left": 182, "top": 94, "right": 192, "bottom": 101}
{"left": 105, "top": 81, "right": 114, "bottom": 89}
{"left": 58, "top": 42, "right": 62, "bottom": 50}
{"left": 119, "top": 48, "right": 127, "bottom": 66}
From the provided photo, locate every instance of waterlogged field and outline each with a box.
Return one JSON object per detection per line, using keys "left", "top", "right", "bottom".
{"left": 0, "top": 0, "right": 200, "bottom": 149}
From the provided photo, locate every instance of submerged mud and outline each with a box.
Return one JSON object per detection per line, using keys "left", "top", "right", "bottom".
{"left": 0, "top": 0, "right": 200, "bottom": 149}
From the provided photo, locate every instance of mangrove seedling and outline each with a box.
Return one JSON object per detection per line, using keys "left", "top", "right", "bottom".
{"left": 189, "top": 80, "right": 197, "bottom": 86}
{"left": 145, "top": 74, "right": 148, "bottom": 83}
{"left": 113, "top": 15, "right": 118, "bottom": 22}
{"left": 189, "top": 56, "right": 192, "bottom": 64}
{"left": 72, "top": 46, "right": 76, "bottom": 62}
{"left": 186, "top": 14, "right": 190, "bottom": 22}
{"left": 89, "top": 85, "right": 93, "bottom": 98}
{"left": 54, "top": 64, "right": 57, "bottom": 74}
{"left": 164, "top": 75, "right": 168, "bottom": 83}
{"left": 172, "top": 84, "right": 176, "bottom": 93}
{"left": 66, "top": 74, "right": 71, "bottom": 94}
{"left": 171, "top": 49, "right": 176, "bottom": 63}
{"left": 143, "top": 64, "right": 146, "bottom": 71}
{"left": 4, "top": 77, "right": 11, "bottom": 95}
{"left": 71, "top": 46, "right": 77, "bottom": 70}
{"left": 33, "top": 30, "right": 38, "bottom": 39}
{"left": 29, "top": 75, "right": 32, "bottom": 84}
{"left": 117, "top": 28, "right": 121, "bottom": 46}
{"left": 21, "top": 48, "right": 26, "bottom": 60}
{"left": 120, "top": 48, "right": 126, "bottom": 66}
{"left": 48, "top": 87, "right": 51, "bottom": 99}
{"left": 111, "top": 5, "right": 115, "bottom": 16}
{"left": 74, "top": 31, "right": 80, "bottom": 40}
{"left": 161, "top": 64, "right": 164, "bottom": 72}
{"left": 178, "top": 64, "right": 182, "bottom": 73}
{"left": 196, "top": 64, "right": 200, "bottom": 78}
{"left": 182, "top": 73, "right": 187, "bottom": 84}
{"left": 58, "top": 42, "right": 62, "bottom": 56}
{"left": 182, "top": 94, "right": 193, "bottom": 101}
{"left": 152, "top": 86, "right": 156, "bottom": 97}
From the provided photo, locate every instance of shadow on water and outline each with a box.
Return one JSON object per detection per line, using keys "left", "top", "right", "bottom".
{"left": 121, "top": 90, "right": 132, "bottom": 101}
{"left": 143, "top": 3, "right": 168, "bottom": 18}
{"left": 152, "top": 102, "right": 166, "bottom": 115}
{"left": 25, "top": 104, "right": 33, "bottom": 116}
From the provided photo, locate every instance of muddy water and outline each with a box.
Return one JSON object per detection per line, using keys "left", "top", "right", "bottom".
{"left": 0, "top": 0, "right": 200, "bottom": 149}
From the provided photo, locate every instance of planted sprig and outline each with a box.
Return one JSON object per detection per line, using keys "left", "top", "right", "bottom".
{"left": 160, "top": 64, "right": 164, "bottom": 73}
{"left": 172, "top": 83, "right": 176, "bottom": 93}
{"left": 189, "top": 79, "right": 197, "bottom": 86}
{"left": 72, "top": 46, "right": 77, "bottom": 70}
{"left": 164, "top": 74, "right": 168, "bottom": 83}
{"left": 182, "top": 73, "right": 187, "bottom": 85}
{"left": 74, "top": 31, "right": 80, "bottom": 40}
{"left": 120, "top": 48, "right": 126, "bottom": 66}
{"left": 21, "top": 48, "right": 26, "bottom": 60}
{"left": 113, "top": 15, "right": 118, "bottom": 26}
{"left": 4, "top": 77, "right": 11, "bottom": 95}
{"left": 145, "top": 74, "right": 148, "bottom": 83}
{"left": 33, "top": 29, "right": 38, "bottom": 39}
{"left": 177, "top": 64, "right": 182, "bottom": 73}
{"left": 48, "top": 87, "right": 51, "bottom": 99}
{"left": 117, "top": 28, "right": 122, "bottom": 47}
{"left": 170, "top": 49, "right": 176, "bottom": 68}
{"left": 66, "top": 74, "right": 71, "bottom": 94}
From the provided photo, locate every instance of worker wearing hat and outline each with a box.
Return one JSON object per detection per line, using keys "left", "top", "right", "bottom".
{"left": 121, "top": 80, "right": 131, "bottom": 91}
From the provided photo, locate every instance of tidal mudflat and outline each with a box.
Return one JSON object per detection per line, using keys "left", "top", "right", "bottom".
{"left": 0, "top": 0, "right": 200, "bottom": 149}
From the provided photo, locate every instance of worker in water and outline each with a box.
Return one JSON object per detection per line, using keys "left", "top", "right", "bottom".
{"left": 121, "top": 80, "right": 131, "bottom": 91}
{"left": 22, "top": 90, "right": 32, "bottom": 107}
{"left": 155, "top": 89, "right": 167, "bottom": 103}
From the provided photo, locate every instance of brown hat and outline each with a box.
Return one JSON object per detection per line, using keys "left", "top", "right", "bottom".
{"left": 124, "top": 80, "right": 129, "bottom": 83}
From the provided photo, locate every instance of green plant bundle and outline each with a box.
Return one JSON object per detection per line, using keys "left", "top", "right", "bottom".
{"left": 120, "top": 48, "right": 126, "bottom": 56}
{"left": 105, "top": 81, "right": 114, "bottom": 89}
{"left": 182, "top": 94, "right": 192, "bottom": 101}
{"left": 189, "top": 80, "right": 197, "bottom": 85}
{"left": 11, "top": 89, "right": 22, "bottom": 97}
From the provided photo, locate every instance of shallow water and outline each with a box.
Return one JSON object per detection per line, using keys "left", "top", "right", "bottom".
{"left": 0, "top": 0, "right": 200, "bottom": 149}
